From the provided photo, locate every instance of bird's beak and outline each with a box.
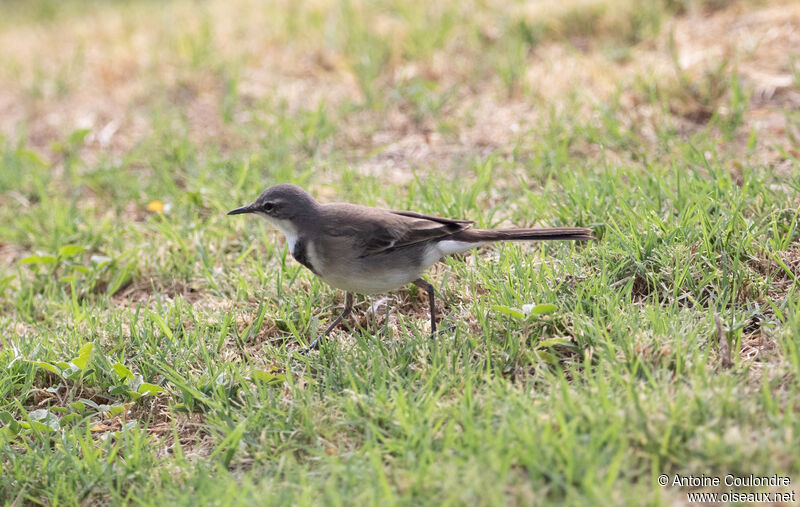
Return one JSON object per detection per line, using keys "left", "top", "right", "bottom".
{"left": 227, "top": 204, "right": 255, "bottom": 216}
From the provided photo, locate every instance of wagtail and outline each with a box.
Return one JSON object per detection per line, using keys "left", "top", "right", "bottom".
{"left": 229, "top": 184, "right": 593, "bottom": 350}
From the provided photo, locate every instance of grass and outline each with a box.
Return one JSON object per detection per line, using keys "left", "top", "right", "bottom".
{"left": 1, "top": 0, "right": 799, "bottom": 504}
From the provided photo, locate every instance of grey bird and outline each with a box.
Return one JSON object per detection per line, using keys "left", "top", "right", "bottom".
{"left": 228, "top": 184, "right": 593, "bottom": 350}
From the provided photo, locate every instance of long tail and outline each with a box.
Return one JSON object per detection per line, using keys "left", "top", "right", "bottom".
{"left": 455, "top": 227, "right": 594, "bottom": 242}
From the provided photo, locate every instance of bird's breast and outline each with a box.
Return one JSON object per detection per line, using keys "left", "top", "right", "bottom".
{"left": 291, "top": 238, "right": 318, "bottom": 274}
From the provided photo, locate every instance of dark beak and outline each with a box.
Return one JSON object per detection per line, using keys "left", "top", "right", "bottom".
{"left": 227, "top": 205, "right": 256, "bottom": 216}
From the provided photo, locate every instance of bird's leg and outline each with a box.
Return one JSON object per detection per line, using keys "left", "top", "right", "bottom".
{"left": 412, "top": 278, "right": 437, "bottom": 336}
{"left": 302, "top": 292, "right": 354, "bottom": 352}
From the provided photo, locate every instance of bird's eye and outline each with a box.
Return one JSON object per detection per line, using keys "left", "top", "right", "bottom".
{"left": 263, "top": 202, "right": 275, "bottom": 212}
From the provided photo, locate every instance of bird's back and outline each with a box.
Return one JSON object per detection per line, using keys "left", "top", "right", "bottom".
{"left": 305, "top": 203, "right": 471, "bottom": 293}
{"left": 317, "top": 203, "right": 472, "bottom": 253}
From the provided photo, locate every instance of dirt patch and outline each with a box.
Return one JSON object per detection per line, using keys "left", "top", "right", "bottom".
{"left": 112, "top": 277, "right": 206, "bottom": 306}
{"left": 0, "top": 242, "right": 29, "bottom": 265}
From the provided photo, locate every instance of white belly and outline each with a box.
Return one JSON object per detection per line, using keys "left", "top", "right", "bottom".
{"left": 314, "top": 242, "right": 483, "bottom": 294}
{"left": 320, "top": 268, "right": 422, "bottom": 294}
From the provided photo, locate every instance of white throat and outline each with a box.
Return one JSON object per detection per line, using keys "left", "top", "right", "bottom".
{"left": 259, "top": 214, "right": 299, "bottom": 253}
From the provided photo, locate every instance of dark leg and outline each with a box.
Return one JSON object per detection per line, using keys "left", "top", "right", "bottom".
{"left": 302, "top": 292, "right": 354, "bottom": 352}
{"left": 413, "top": 278, "right": 437, "bottom": 336}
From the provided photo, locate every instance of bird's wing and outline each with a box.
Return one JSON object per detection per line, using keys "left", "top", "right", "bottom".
{"left": 388, "top": 209, "right": 474, "bottom": 225}
{"left": 320, "top": 204, "right": 473, "bottom": 257}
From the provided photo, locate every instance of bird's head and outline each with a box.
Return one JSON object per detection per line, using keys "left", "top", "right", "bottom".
{"left": 227, "top": 184, "right": 319, "bottom": 222}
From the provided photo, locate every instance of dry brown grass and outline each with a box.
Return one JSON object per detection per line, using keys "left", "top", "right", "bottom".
{"left": 1, "top": 0, "right": 798, "bottom": 183}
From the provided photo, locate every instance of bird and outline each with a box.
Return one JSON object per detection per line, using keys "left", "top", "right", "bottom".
{"left": 228, "top": 184, "right": 594, "bottom": 351}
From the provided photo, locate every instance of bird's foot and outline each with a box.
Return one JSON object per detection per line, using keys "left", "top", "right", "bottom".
{"left": 297, "top": 335, "right": 323, "bottom": 355}
{"left": 429, "top": 324, "right": 456, "bottom": 339}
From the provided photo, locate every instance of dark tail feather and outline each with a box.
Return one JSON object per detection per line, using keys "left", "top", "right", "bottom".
{"left": 455, "top": 227, "right": 594, "bottom": 242}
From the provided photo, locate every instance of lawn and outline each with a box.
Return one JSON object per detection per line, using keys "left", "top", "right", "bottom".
{"left": 0, "top": 0, "right": 799, "bottom": 504}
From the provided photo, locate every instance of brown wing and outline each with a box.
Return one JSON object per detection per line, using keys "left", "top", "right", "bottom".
{"left": 319, "top": 203, "right": 473, "bottom": 257}
{"left": 389, "top": 209, "right": 474, "bottom": 225}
